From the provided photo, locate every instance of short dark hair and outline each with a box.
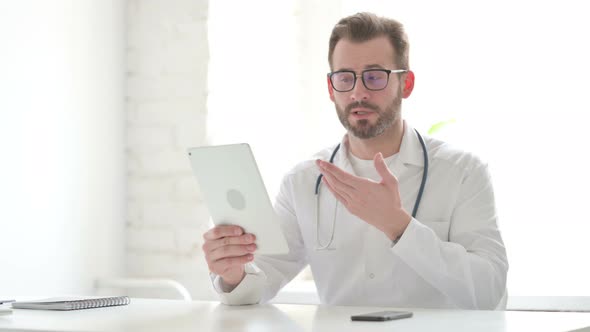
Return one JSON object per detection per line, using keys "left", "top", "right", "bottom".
{"left": 328, "top": 12, "right": 410, "bottom": 70}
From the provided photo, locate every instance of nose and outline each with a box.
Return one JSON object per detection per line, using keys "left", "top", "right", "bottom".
{"left": 350, "top": 76, "right": 370, "bottom": 101}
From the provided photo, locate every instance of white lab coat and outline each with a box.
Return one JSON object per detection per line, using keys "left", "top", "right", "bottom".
{"left": 212, "top": 122, "right": 508, "bottom": 309}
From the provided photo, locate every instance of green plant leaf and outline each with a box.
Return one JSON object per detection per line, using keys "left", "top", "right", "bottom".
{"left": 428, "top": 119, "right": 456, "bottom": 135}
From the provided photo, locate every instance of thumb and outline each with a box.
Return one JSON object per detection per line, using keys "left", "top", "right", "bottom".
{"left": 374, "top": 152, "right": 397, "bottom": 185}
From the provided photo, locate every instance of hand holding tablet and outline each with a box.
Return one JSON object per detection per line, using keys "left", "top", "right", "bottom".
{"left": 201, "top": 224, "right": 258, "bottom": 286}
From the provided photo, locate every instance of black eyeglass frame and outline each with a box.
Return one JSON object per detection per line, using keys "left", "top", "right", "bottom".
{"left": 328, "top": 69, "right": 408, "bottom": 92}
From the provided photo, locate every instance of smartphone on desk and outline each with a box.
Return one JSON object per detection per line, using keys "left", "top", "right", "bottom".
{"left": 351, "top": 310, "right": 413, "bottom": 321}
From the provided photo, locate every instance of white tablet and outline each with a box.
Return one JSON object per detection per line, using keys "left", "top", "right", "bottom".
{"left": 187, "top": 143, "right": 289, "bottom": 255}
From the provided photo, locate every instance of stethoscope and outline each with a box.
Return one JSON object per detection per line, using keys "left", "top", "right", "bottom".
{"left": 314, "top": 129, "right": 429, "bottom": 250}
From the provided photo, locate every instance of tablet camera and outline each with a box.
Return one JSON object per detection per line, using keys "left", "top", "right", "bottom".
{"left": 226, "top": 189, "right": 246, "bottom": 210}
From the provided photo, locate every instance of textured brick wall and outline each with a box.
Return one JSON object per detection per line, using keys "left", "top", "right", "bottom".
{"left": 126, "top": 0, "right": 214, "bottom": 300}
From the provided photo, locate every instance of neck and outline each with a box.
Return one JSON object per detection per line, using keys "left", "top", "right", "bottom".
{"left": 348, "top": 119, "right": 404, "bottom": 160}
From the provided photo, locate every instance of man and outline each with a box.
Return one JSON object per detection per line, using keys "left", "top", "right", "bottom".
{"left": 202, "top": 12, "right": 508, "bottom": 309}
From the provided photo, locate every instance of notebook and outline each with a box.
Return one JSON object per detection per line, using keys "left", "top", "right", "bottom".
{"left": 11, "top": 296, "right": 130, "bottom": 311}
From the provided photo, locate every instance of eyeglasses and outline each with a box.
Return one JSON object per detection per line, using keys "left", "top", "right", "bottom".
{"left": 328, "top": 69, "right": 408, "bottom": 92}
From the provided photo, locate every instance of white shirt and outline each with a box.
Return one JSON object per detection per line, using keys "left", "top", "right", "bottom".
{"left": 212, "top": 122, "right": 508, "bottom": 309}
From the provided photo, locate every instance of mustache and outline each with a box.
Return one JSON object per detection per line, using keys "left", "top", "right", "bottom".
{"left": 345, "top": 100, "right": 379, "bottom": 113}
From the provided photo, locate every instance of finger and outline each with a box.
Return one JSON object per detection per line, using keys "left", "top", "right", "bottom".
{"left": 203, "top": 225, "right": 244, "bottom": 241}
{"left": 374, "top": 152, "right": 397, "bottom": 186}
{"left": 210, "top": 254, "right": 254, "bottom": 275}
{"left": 219, "top": 255, "right": 254, "bottom": 275}
{"left": 322, "top": 176, "right": 349, "bottom": 206}
{"left": 317, "top": 159, "right": 364, "bottom": 188}
{"left": 203, "top": 233, "right": 256, "bottom": 253}
{"left": 209, "top": 243, "right": 257, "bottom": 262}
{"left": 322, "top": 169, "right": 356, "bottom": 197}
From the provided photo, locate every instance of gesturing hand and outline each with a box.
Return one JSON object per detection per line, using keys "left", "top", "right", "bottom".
{"left": 316, "top": 152, "right": 411, "bottom": 241}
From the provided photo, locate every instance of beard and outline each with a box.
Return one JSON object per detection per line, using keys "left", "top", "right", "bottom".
{"left": 335, "top": 93, "right": 402, "bottom": 139}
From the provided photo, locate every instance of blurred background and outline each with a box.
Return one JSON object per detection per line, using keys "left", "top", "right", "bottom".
{"left": 1, "top": 0, "right": 589, "bottom": 300}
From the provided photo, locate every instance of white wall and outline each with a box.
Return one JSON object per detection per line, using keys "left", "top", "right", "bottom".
{"left": 0, "top": 1, "right": 125, "bottom": 296}
{"left": 125, "top": 0, "right": 214, "bottom": 300}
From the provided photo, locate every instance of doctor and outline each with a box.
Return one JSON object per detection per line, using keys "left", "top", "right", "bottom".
{"left": 202, "top": 12, "right": 508, "bottom": 309}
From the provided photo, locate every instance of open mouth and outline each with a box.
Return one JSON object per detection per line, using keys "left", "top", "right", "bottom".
{"left": 350, "top": 108, "right": 375, "bottom": 116}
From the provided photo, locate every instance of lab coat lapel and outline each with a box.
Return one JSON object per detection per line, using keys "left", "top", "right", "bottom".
{"left": 389, "top": 153, "right": 409, "bottom": 180}
{"left": 395, "top": 121, "right": 425, "bottom": 179}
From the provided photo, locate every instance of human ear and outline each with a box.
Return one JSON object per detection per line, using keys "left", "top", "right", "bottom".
{"left": 327, "top": 75, "right": 335, "bottom": 102}
{"left": 402, "top": 70, "right": 415, "bottom": 99}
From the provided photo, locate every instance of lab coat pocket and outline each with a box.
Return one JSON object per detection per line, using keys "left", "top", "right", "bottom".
{"left": 419, "top": 219, "right": 450, "bottom": 241}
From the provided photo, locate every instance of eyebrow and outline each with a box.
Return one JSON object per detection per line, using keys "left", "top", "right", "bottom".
{"left": 334, "top": 64, "right": 386, "bottom": 72}
{"left": 365, "top": 64, "right": 386, "bottom": 69}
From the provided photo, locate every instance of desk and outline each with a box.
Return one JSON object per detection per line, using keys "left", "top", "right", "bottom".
{"left": 1, "top": 299, "right": 589, "bottom": 332}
